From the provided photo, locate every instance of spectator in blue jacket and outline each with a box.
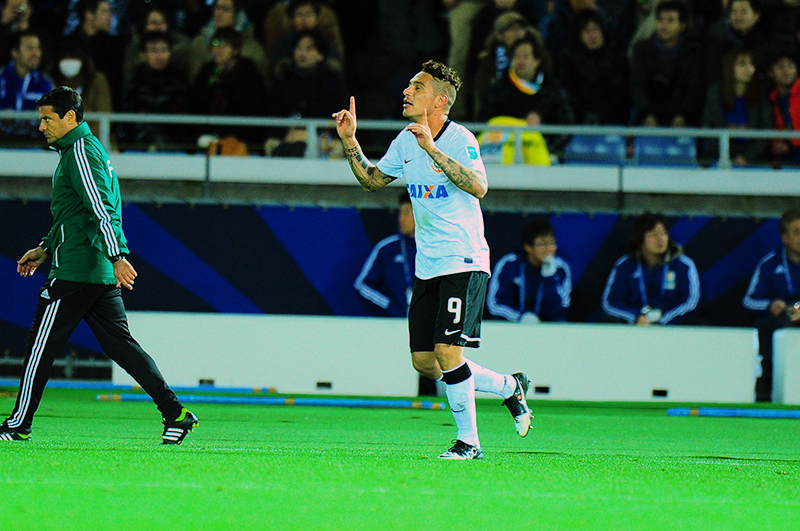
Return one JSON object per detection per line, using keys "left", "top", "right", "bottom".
{"left": 0, "top": 29, "right": 52, "bottom": 143}
{"left": 742, "top": 209, "right": 800, "bottom": 401}
{"left": 487, "top": 218, "right": 572, "bottom": 323}
{"left": 602, "top": 213, "right": 700, "bottom": 325}
{"left": 355, "top": 191, "right": 416, "bottom": 318}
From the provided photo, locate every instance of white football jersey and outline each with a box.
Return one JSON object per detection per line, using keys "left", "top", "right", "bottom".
{"left": 377, "top": 121, "right": 490, "bottom": 280}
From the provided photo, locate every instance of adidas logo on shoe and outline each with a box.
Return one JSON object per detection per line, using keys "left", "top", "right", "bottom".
{"left": 162, "top": 408, "right": 198, "bottom": 445}
{"left": 0, "top": 424, "right": 31, "bottom": 441}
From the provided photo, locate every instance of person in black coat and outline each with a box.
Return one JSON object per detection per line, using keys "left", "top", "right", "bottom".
{"left": 121, "top": 31, "right": 190, "bottom": 149}
{"left": 478, "top": 34, "right": 575, "bottom": 153}
{"left": 704, "top": 0, "right": 770, "bottom": 88}
{"left": 267, "top": 30, "right": 347, "bottom": 157}
{"left": 191, "top": 27, "right": 267, "bottom": 144}
{"left": 629, "top": 0, "right": 703, "bottom": 126}
{"left": 558, "top": 8, "right": 629, "bottom": 124}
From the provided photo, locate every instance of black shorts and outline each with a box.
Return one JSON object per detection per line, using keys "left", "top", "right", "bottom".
{"left": 408, "top": 271, "right": 489, "bottom": 352}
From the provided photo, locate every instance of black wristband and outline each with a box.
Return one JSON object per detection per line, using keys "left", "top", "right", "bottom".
{"left": 109, "top": 254, "right": 124, "bottom": 263}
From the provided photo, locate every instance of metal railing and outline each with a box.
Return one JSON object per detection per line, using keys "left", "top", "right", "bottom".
{"left": 3, "top": 110, "right": 800, "bottom": 169}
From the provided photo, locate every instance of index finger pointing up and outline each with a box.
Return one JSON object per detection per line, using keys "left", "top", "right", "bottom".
{"left": 350, "top": 96, "right": 356, "bottom": 118}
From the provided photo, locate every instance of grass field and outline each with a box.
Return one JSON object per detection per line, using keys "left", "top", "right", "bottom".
{"left": 1, "top": 387, "right": 800, "bottom": 530}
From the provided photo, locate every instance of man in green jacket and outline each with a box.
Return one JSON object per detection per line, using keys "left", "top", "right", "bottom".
{"left": 1, "top": 86, "right": 198, "bottom": 444}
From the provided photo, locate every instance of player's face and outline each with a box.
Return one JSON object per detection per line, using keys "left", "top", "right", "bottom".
{"left": 523, "top": 235, "right": 557, "bottom": 267}
{"left": 782, "top": 219, "right": 800, "bottom": 261}
{"left": 402, "top": 72, "right": 436, "bottom": 121}
{"left": 398, "top": 202, "right": 415, "bottom": 237}
{"left": 38, "top": 106, "right": 77, "bottom": 144}
{"left": 641, "top": 223, "right": 669, "bottom": 257}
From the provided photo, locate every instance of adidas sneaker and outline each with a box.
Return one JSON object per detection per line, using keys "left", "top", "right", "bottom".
{"left": 162, "top": 408, "right": 198, "bottom": 445}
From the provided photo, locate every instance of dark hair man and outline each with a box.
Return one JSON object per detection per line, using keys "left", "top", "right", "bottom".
{"left": 1, "top": 86, "right": 198, "bottom": 444}
{"left": 487, "top": 218, "right": 572, "bottom": 323}
{"left": 0, "top": 29, "right": 53, "bottom": 141}
{"left": 333, "top": 60, "right": 531, "bottom": 460}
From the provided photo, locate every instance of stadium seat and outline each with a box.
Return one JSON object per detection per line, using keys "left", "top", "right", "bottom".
{"left": 633, "top": 136, "right": 697, "bottom": 166}
{"left": 562, "top": 135, "right": 627, "bottom": 165}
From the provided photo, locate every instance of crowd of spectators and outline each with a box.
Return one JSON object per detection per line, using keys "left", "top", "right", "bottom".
{"left": 2, "top": 0, "right": 800, "bottom": 164}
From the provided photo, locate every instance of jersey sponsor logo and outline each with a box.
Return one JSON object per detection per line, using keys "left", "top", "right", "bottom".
{"left": 466, "top": 146, "right": 479, "bottom": 160}
{"left": 407, "top": 183, "right": 449, "bottom": 199}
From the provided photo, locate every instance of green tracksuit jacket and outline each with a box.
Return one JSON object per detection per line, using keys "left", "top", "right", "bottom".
{"left": 39, "top": 121, "right": 128, "bottom": 284}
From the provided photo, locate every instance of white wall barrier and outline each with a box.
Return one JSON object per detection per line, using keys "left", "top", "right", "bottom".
{"left": 773, "top": 329, "right": 800, "bottom": 405}
{"left": 119, "top": 313, "right": 757, "bottom": 403}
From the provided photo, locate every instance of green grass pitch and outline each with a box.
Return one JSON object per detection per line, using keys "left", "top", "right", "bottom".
{"left": 2, "top": 388, "right": 800, "bottom": 530}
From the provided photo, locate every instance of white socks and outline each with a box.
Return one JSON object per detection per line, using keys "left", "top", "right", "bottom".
{"left": 442, "top": 363, "right": 479, "bottom": 447}
{"left": 465, "top": 358, "right": 515, "bottom": 399}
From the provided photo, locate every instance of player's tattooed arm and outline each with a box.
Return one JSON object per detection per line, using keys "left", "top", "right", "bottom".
{"left": 344, "top": 144, "right": 397, "bottom": 192}
{"left": 428, "top": 149, "right": 488, "bottom": 199}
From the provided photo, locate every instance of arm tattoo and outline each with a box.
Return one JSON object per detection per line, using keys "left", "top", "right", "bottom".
{"left": 429, "top": 150, "right": 488, "bottom": 198}
{"left": 345, "top": 144, "right": 396, "bottom": 192}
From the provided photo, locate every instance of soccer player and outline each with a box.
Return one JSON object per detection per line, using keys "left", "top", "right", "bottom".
{"left": 1, "top": 86, "right": 198, "bottom": 444}
{"left": 332, "top": 60, "right": 531, "bottom": 460}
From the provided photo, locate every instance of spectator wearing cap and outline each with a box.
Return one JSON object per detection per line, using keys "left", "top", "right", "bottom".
{"left": 478, "top": 35, "right": 575, "bottom": 154}
{"left": 472, "top": 10, "right": 544, "bottom": 119}
{"left": 767, "top": 50, "right": 800, "bottom": 166}
{"left": 468, "top": 0, "right": 544, "bottom": 79}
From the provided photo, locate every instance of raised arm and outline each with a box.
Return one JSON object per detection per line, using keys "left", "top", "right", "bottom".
{"left": 333, "top": 96, "right": 397, "bottom": 192}
{"left": 406, "top": 109, "right": 487, "bottom": 198}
